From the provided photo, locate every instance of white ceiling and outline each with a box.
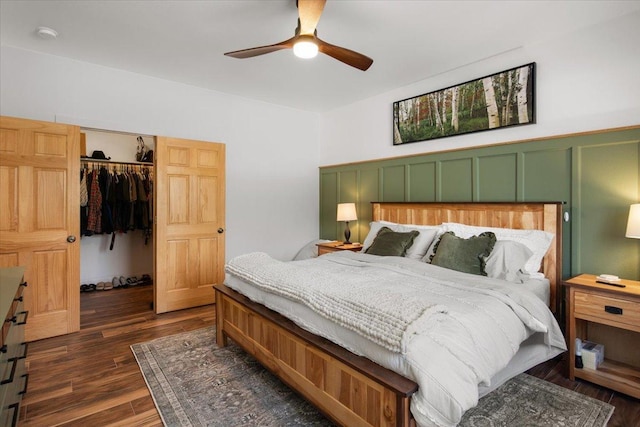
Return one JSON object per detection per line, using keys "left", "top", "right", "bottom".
{"left": 2, "top": 1, "right": 640, "bottom": 112}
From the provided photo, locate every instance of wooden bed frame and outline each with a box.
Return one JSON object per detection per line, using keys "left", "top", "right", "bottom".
{"left": 214, "top": 202, "right": 563, "bottom": 427}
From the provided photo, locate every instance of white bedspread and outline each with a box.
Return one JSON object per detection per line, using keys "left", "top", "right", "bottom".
{"left": 225, "top": 251, "right": 566, "bottom": 427}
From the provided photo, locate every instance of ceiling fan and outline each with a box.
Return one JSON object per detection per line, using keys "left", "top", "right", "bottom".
{"left": 224, "top": 0, "right": 373, "bottom": 71}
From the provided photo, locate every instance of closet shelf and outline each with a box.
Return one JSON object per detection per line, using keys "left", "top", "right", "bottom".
{"left": 80, "top": 158, "right": 153, "bottom": 167}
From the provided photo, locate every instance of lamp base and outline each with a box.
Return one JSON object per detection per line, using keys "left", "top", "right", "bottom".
{"left": 343, "top": 221, "right": 351, "bottom": 244}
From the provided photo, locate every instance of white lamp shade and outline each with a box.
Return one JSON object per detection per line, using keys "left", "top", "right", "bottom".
{"left": 626, "top": 203, "right": 640, "bottom": 239}
{"left": 337, "top": 203, "right": 357, "bottom": 222}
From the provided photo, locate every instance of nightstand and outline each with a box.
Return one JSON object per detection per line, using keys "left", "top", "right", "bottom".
{"left": 563, "top": 274, "right": 640, "bottom": 398}
{"left": 316, "top": 241, "right": 363, "bottom": 256}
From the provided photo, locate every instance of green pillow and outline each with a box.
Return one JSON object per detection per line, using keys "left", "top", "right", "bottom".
{"left": 365, "top": 226, "right": 419, "bottom": 257}
{"left": 430, "top": 231, "right": 496, "bottom": 276}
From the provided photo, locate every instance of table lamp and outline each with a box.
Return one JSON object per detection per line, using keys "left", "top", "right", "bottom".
{"left": 626, "top": 203, "right": 640, "bottom": 239}
{"left": 337, "top": 203, "right": 357, "bottom": 244}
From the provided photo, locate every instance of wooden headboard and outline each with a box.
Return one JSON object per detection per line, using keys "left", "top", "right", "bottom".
{"left": 371, "top": 202, "right": 563, "bottom": 313}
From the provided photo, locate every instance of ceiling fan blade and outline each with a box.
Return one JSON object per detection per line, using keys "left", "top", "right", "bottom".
{"left": 224, "top": 37, "right": 296, "bottom": 59}
{"left": 298, "top": 0, "right": 327, "bottom": 35}
{"left": 317, "top": 38, "right": 373, "bottom": 71}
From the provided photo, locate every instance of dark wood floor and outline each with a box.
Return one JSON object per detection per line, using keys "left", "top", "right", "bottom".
{"left": 19, "top": 286, "right": 640, "bottom": 426}
{"left": 20, "top": 285, "right": 215, "bottom": 426}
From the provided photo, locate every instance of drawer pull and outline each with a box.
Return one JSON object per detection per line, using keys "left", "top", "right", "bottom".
{"left": 0, "top": 344, "right": 6, "bottom": 353}
{"left": 18, "top": 342, "right": 28, "bottom": 359}
{"left": 19, "top": 373, "right": 29, "bottom": 395}
{"left": 16, "top": 310, "right": 29, "bottom": 325}
{"left": 8, "top": 402, "right": 19, "bottom": 427}
{"left": 14, "top": 295, "right": 23, "bottom": 302}
{"left": 20, "top": 281, "right": 28, "bottom": 287}
{"left": 1, "top": 357, "right": 18, "bottom": 385}
{"left": 604, "top": 305, "right": 623, "bottom": 315}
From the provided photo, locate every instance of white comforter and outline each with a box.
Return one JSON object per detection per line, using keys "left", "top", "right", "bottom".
{"left": 225, "top": 251, "right": 566, "bottom": 427}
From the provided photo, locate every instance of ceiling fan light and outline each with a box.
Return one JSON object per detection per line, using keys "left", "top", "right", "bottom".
{"left": 293, "top": 39, "right": 318, "bottom": 59}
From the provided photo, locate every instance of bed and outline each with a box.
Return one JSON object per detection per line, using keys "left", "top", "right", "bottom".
{"left": 214, "top": 202, "right": 567, "bottom": 427}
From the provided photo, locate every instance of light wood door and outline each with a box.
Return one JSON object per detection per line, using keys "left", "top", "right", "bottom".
{"left": 0, "top": 116, "right": 80, "bottom": 341}
{"left": 155, "top": 137, "right": 225, "bottom": 313}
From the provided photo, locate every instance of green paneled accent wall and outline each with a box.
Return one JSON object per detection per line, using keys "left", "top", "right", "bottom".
{"left": 320, "top": 172, "right": 337, "bottom": 242}
{"left": 440, "top": 158, "right": 473, "bottom": 201}
{"left": 477, "top": 153, "right": 517, "bottom": 201}
{"left": 381, "top": 165, "right": 406, "bottom": 202}
{"left": 407, "top": 162, "right": 436, "bottom": 201}
{"left": 320, "top": 126, "right": 640, "bottom": 280}
{"left": 522, "top": 148, "right": 571, "bottom": 201}
{"left": 574, "top": 140, "right": 640, "bottom": 278}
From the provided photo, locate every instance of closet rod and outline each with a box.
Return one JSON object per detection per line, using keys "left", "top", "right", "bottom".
{"left": 80, "top": 158, "right": 153, "bottom": 167}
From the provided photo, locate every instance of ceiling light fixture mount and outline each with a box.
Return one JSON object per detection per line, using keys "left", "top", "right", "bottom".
{"left": 37, "top": 26, "right": 58, "bottom": 40}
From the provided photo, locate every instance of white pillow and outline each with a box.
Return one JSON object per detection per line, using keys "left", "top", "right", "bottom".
{"left": 362, "top": 222, "right": 386, "bottom": 251}
{"left": 441, "top": 222, "right": 554, "bottom": 275}
{"left": 398, "top": 226, "right": 438, "bottom": 260}
{"left": 421, "top": 227, "right": 449, "bottom": 263}
{"left": 362, "top": 221, "right": 441, "bottom": 260}
{"left": 485, "top": 240, "right": 533, "bottom": 282}
{"left": 292, "top": 239, "right": 331, "bottom": 261}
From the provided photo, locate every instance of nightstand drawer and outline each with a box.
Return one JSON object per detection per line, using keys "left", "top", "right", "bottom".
{"left": 574, "top": 291, "right": 640, "bottom": 327}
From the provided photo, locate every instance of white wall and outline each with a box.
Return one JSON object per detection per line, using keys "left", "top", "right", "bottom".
{"left": 0, "top": 46, "right": 321, "bottom": 263}
{"left": 319, "top": 11, "right": 640, "bottom": 165}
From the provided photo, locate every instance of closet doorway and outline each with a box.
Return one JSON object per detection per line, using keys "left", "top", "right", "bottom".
{"left": 80, "top": 130, "right": 155, "bottom": 326}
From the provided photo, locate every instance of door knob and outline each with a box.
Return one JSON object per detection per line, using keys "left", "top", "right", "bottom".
{"left": 217, "top": 228, "right": 224, "bottom": 234}
{"left": 67, "top": 235, "right": 76, "bottom": 243}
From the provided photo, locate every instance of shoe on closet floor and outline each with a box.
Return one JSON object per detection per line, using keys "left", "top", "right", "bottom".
{"left": 119, "top": 276, "right": 127, "bottom": 288}
{"left": 104, "top": 280, "right": 113, "bottom": 290}
{"left": 112, "top": 277, "right": 120, "bottom": 289}
{"left": 127, "top": 276, "right": 139, "bottom": 286}
{"left": 96, "top": 282, "right": 105, "bottom": 291}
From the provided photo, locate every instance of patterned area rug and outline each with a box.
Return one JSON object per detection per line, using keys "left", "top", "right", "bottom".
{"left": 132, "top": 326, "right": 614, "bottom": 427}
{"left": 460, "top": 373, "right": 613, "bottom": 427}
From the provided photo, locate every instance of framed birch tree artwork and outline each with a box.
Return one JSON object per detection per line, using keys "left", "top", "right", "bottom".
{"left": 393, "top": 63, "right": 535, "bottom": 145}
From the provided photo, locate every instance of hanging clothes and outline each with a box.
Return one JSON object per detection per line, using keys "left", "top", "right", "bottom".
{"left": 86, "top": 169, "right": 102, "bottom": 235}
{"left": 80, "top": 160, "right": 154, "bottom": 248}
{"left": 80, "top": 168, "right": 89, "bottom": 236}
{"left": 80, "top": 170, "right": 88, "bottom": 207}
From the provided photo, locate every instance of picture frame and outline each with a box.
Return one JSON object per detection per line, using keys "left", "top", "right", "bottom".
{"left": 393, "top": 62, "right": 535, "bottom": 145}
